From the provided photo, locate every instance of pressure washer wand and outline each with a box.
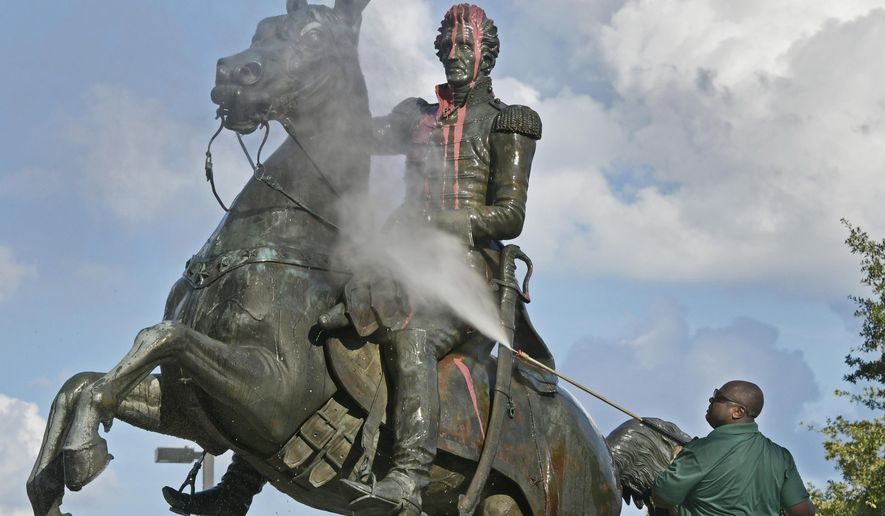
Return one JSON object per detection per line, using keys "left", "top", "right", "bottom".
{"left": 514, "top": 350, "right": 689, "bottom": 445}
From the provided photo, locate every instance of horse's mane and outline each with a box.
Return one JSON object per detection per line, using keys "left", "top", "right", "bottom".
{"left": 605, "top": 417, "right": 690, "bottom": 510}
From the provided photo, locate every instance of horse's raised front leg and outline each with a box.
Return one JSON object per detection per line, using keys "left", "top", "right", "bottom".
{"left": 27, "top": 372, "right": 163, "bottom": 516}
{"left": 61, "top": 321, "right": 284, "bottom": 491}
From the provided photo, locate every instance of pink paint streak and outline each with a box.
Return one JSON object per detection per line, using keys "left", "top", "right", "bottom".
{"left": 453, "top": 357, "right": 485, "bottom": 438}
{"left": 448, "top": 5, "right": 459, "bottom": 60}
{"left": 468, "top": 5, "right": 485, "bottom": 82}
{"left": 451, "top": 105, "right": 467, "bottom": 208}
{"left": 436, "top": 84, "right": 457, "bottom": 208}
{"left": 401, "top": 309, "right": 414, "bottom": 330}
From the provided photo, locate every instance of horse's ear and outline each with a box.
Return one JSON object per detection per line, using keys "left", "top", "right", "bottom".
{"left": 287, "top": 0, "right": 307, "bottom": 13}
{"left": 334, "top": 0, "right": 370, "bottom": 34}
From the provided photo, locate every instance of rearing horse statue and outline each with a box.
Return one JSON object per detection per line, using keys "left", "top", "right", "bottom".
{"left": 27, "top": 2, "right": 683, "bottom": 515}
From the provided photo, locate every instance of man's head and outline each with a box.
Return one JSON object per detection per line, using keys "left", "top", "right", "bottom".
{"left": 434, "top": 4, "right": 500, "bottom": 87}
{"left": 705, "top": 380, "right": 764, "bottom": 428}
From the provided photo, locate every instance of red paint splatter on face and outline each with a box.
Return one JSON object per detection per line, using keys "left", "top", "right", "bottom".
{"left": 438, "top": 5, "right": 487, "bottom": 209}
{"left": 453, "top": 357, "right": 485, "bottom": 438}
{"left": 448, "top": 5, "right": 459, "bottom": 60}
{"left": 467, "top": 5, "right": 485, "bottom": 82}
{"left": 447, "top": 4, "right": 486, "bottom": 82}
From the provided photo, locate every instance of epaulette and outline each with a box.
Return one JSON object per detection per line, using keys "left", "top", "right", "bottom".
{"left": 492, "top": 104, "right": 542, "bottom": 140}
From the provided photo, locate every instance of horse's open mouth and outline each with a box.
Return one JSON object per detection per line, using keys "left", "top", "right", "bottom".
{"left": 211, "top": 85, "right": 273, "bottom": 134}
{"left": 223, "top": 118, "right": 261, "bottom": 135}
{"left": 216, "top": 107, "right": 268, "bottom": 135}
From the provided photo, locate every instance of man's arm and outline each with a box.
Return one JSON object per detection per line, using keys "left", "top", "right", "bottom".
{"left": 783, "top": 498, "right": 815, "bottom": 516}
{"left": 651, "top": 446, "right": 706, "bottom": 510}
{"left": 779, "top": 451, "right": 813, "bottom": 515}
{"left": 371, "top": 97, "right": 429, "bottom": 155}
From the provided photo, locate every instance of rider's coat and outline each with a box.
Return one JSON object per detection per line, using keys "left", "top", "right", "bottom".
{"left": 373, "top": 76, "right": 541, "bottom": 284}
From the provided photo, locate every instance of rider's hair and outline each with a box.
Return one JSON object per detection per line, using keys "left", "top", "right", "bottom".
{"left": 434, "top": 4, "right": 500, "bottom": 75}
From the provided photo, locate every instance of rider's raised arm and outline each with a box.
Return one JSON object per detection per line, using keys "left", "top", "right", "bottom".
{"left": 371, "top": 97, "right": 431, "bottom": 155}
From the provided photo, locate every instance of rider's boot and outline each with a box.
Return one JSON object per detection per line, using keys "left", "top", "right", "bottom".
{"left": 162, "top": 453, "right": 266, "bottom": 516}
{"left": 341, "top": 329, "right": 436, "bottom": 516}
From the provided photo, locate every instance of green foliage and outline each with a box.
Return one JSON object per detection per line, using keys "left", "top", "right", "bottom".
{"left": 809, "top": 221, "right": 885, "bottom": 514}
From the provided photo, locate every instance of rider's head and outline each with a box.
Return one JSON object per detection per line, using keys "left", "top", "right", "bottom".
{"left": 434, "top": 4, "right": 500, "bottom": 87}
{"left": 705, "top": 380, "right": 764, "bottom": 428}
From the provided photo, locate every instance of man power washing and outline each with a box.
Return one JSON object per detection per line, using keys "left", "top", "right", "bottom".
{"left": 652, "top": 380, "right": 816, "bottom": 516}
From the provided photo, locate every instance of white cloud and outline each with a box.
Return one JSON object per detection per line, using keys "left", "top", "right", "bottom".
{"left": 55, "top": 1, "right": 885, "bottom": 297}
{"left": 0, "top": 394, "right": 46, "bottom": 516}
{"left": 64, "top": 84, "right": 253, "bottom": 225}
{"left": 0, "top": 167, "right": 64, "bottom": 200}
{"left": 560, "top": 298, "right": 826, "bottom": 476}
{"left": 501, "top": 3, "right": 885, "bottom": 295}
{"left": 66, "top": 85, "right": 199, "bottom": 222}
{"left": 59, "top": 1, "right": 440, "bottom": 227}
{"left": 0, "top": 246, "right": 37, "bottom": 302}
{"left": 360, "top": 0, "right": 441, "bottom": 113}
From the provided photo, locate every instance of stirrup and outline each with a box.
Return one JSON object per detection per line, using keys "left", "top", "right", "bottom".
{"left": 340, "top": 474, "right": 423, "bottom": 515}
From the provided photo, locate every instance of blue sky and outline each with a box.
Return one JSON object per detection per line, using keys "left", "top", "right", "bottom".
{"left": 2, "top": 1, "right": 884, "bottom": 515}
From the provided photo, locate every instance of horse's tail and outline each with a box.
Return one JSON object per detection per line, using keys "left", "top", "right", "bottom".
{"left": 605, "top": 417, "right": 691, "bottom": 513}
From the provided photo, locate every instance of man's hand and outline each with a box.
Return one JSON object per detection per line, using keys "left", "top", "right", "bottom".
{"left": 783, "top": 498, "right": 815, "bottom": 516}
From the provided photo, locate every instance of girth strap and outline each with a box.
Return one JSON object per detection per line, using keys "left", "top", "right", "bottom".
{"left": 183, "top": 246, "right": 344, "bottom": 289}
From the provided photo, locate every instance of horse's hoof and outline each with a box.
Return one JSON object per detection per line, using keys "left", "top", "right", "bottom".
{"left": 62, "top": 437, "right": 113, "bottom": 491}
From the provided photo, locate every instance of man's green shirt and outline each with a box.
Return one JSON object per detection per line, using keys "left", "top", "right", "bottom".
{"left": 653, "top": 422, "right": 809, "bottom": 515}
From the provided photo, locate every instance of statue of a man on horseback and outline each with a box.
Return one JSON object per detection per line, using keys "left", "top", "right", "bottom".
{"left": 27, "top": 2, "right": 686, "bottom": 515}
{"left": 171, "top": 4, "right": 547, "bottom": 514}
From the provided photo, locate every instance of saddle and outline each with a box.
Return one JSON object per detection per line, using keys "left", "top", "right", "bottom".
{"left": 266, "top": 325, "right": 558, "bottom": 515}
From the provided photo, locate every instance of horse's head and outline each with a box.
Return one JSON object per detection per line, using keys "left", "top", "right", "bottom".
{"left": 211, "top": 0, "right": 370, "bottom": 134}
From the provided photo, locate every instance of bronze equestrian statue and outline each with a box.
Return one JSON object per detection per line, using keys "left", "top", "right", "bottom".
{"left": 26, "top": 2, "right": 687, "bottom": 515}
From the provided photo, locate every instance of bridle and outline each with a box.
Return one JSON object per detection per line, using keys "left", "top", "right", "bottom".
{"left": 203, "top": 115, "right": 342, "bottom": 231}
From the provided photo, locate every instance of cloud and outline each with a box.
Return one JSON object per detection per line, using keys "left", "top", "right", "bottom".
{"left": 0, "top": 246, "right": 37, "bottom": 302}
{"left": 57, "top": 1, "right": 440, "bottom": 227}
{"left": 353, "top": 1, "right": 885, "bottom": 296}
{"left": 51, "top": 0, "right": 885, "bottom": 298}
{"left": 491, "top": 3, "right": 885, "bottom": 295}
{"left": 360, "top": 0, "right": 440, "bottom": 113}
{"left": 64, "top": 84, "right": 250, "bottom": 225}
{"left": 0, "top": 394, "right": 46, "bottom": 516}
{"left": 560, "top": 298, "right": 819, "bottom": 441}
{"left": 0, "top": 167, "right": 64, "bottom": 200}
{"left": 65, "top": 85, "right": 200, "bottom": 222}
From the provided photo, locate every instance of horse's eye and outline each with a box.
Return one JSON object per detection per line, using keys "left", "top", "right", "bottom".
{"left": 304, "top": 30, "right": 321, "bottom": 44}
{"left": 300, "top": 21, "right": 322, "bottom": 36}
{"left": 237, "top": 62, "right": 263, "bottom": 85}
